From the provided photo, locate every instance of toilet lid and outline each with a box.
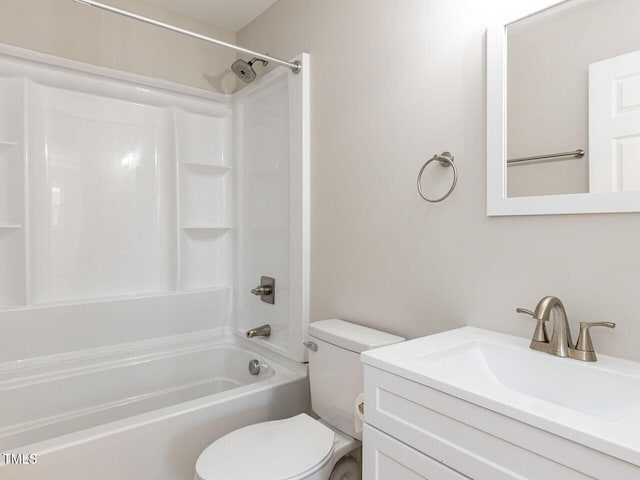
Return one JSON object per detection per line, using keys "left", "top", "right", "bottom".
{"left": 195, "top": 414, "right": 335, "bottom": 480}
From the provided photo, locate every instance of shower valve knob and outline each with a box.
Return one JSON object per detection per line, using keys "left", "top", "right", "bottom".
{"left": 251, "top": 276, "right": 275, "bottom": 304}
{"left": 251, "top": 286, "right": 272, "bottom": 296}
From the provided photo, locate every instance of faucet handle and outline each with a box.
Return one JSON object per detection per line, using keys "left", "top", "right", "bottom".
{"left": 516, "top": 307, "right": 549, "bottom": 345}
{"left": 574, "top": 322, "right": 616, "bottom": 360}
{"left": 251, "top": 276, "right": 275, "bottom": 305}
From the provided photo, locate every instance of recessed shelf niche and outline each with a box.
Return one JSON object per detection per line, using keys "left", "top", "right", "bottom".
{"left": 179, "top": 229, "right": 233, "bottom": 291}
{"left": 179, "top": 164, "right": 232, "bottom": 228}
{"left": 176, "top": 108, "right": 233, "bottom": 293}
{"left": 174, "top": 108, "right": 231, "bottom": 168}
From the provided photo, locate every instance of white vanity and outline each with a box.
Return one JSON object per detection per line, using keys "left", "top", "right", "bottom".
{"left": 361, "top": 327, "right": 640, "bottom": 479}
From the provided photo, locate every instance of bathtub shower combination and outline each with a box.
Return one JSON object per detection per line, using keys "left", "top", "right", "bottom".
{"left": 0, "top": 42, "right": 310, "bottom": 479}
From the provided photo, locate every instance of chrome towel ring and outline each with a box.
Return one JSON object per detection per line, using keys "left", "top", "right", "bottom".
{"left": 417, "top": 151, "right": 458, "bottom": 203}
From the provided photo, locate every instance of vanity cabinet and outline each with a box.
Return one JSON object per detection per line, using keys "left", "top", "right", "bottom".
{"left": 362, "top": 365, "right": 637, "bottom": 480}
{"left": 363, "top": 424, "right": 466, "bottom": 479}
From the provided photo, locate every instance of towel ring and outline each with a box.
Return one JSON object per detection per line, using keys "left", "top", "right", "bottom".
{"left": 417, "top": 152, "right": 457, "bottom": 203}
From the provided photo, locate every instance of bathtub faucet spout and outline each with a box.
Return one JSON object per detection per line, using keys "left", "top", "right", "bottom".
{"left": 246, "top": 324, "right": 271, "bottom": 338}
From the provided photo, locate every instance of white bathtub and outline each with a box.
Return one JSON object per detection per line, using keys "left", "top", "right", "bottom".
{"left": 0, "top": 331, "right": 309, "bottom": 479}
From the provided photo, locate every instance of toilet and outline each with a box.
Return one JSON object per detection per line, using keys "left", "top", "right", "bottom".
{"left": 194, "top": 319, "right": 404, "bottom": 480}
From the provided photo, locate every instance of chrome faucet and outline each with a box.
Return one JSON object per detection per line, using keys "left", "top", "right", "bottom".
{"left": 524, "top": 296, "right": 573, "bottom": 357}
{"left": 246, "top": 324, "right": 271, "bottom": 338}
{"left": 517, "top": 296, "right": 615, "bottom": 362}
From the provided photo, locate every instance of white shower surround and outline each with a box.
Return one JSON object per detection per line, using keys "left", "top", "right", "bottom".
{"left": 0, "top": 44, "right": 310, "bottom": 478}
{"left": 0, "top": 44, "right": 310, "bottom": 361}
{"left": 0, "top": 44, "right": 237, "bottom": 358}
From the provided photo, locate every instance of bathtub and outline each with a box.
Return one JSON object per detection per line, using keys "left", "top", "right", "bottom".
{"left": 0, "top": 331, "right": 309, "bottom": 479}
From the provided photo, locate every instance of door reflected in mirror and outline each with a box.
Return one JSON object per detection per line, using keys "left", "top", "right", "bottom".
{"left": 506, "top": 0, "right": 640, "bottom": 198}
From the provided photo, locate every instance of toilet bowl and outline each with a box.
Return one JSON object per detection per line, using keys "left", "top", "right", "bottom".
{"left": 194, "top": 319, "right": 404, "bottom": 480}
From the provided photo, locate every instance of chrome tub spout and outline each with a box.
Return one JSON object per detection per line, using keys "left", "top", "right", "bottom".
{"left": 246, "top": 324, "right": 271, "bottom": 338}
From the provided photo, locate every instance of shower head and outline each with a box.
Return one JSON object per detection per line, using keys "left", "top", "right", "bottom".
{"left": 231, "top": 57, "right": 269, "bottom": 83}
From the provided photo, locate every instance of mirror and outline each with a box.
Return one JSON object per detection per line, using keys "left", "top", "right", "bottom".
{"left": 487, "top": 0, "right": 640, "bottom": 215}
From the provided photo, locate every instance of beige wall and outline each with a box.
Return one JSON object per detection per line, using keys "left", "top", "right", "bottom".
{"left": 507, "top": 0, "right": 640, "bottom": 197}
{"left": 239, "top": 0, "right": 640, "bottom": 361}
{"left": 0, "top": 0, "right": 237, "bottom": 93}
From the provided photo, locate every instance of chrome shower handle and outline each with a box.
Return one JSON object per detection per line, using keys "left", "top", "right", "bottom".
{"left": 251, "top": 276, "right": 275, "bottom": 304}
{"left": 251, "top": 286, "right": 273, "bottom": 296}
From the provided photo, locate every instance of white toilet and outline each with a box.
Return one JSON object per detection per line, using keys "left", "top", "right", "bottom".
{"left": 194, "top": 319, "right": 404, "bottom": 480}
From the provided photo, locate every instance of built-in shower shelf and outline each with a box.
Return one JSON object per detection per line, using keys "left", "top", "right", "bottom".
{"left": 0, "top": 225, "right": 21, "bottom": 229}
{"left": 179, "top": 227, "right": 232, "bottom": 291}
{"left": 179, "top": 161, "right": 232, "bottom": 230}
{"left": 0, "top": 140, "right": 18, "bottom": 148}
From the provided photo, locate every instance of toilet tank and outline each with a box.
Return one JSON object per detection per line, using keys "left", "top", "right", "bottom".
{"left": 307, "top": 319, "right": 404, "bottom": 440}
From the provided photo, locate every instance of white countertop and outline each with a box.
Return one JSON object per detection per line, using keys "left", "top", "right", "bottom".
{"left": 361, "top": 326, "right": 640, "bottom": 467}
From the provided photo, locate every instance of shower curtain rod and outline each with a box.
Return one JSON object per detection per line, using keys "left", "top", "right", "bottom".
{"left": 73, "top": 0, "right": 301, "bottom": 73}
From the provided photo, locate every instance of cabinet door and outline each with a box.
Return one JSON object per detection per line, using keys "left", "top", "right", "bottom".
{"left": 363, "top": 424, "right": 467, "bottom": 480}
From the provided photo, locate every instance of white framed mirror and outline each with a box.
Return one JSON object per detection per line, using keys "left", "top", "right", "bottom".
{"left": 487, "top": 0, "right": 640, "bottom": 216}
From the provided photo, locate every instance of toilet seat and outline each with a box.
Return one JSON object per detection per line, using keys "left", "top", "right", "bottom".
{"left": 195, "top": 414, "right": 335, "bottom": 480}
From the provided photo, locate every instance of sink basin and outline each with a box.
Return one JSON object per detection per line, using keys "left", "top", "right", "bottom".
{"left": 361, "top": 326, "right": 640, "bottom": 466}
{"left": 416, "top": 340, "right": 640, "bottom": 419}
